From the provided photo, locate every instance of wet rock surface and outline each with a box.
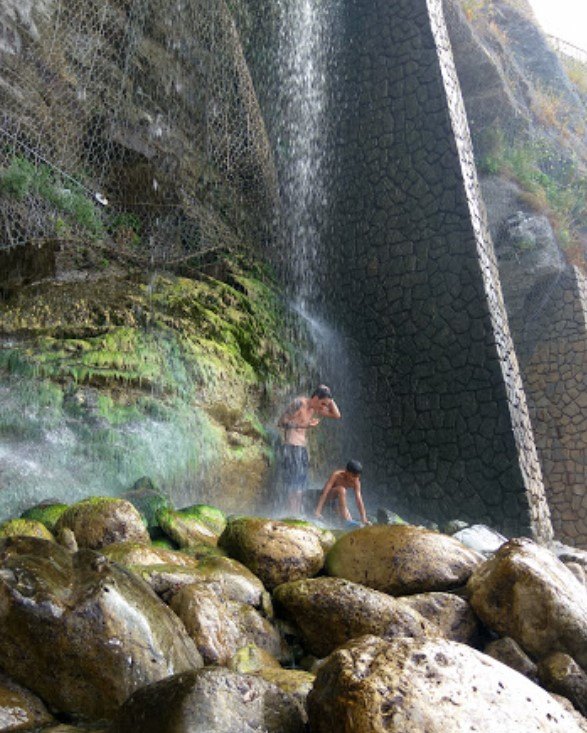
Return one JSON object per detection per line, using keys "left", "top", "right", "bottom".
{"left": 308, "top": 635, "right": 586, "bottom": 732}
{"left": 467, "top": 538, "right": 587, "bottom": 669}
{"left": 326, "top": 524, "right": 483, "bottom": 595}
{"left": 0, "top": 536, "right": 202, "bottom": 718}
{"left": 109, "top": 668, "right": 306, "bottom": 733}
{"left": 0, "top": 671, "right": 53, "bottom": 731}
{"left": 219, "top": 517, "right": 325, "bottom": 590}
{"left": 400, "top": 591, "right": 483, "bottom": 646}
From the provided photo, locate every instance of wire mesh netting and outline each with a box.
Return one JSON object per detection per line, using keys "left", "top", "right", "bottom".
{"left": 0, "top": 0, "right": 277, "bottom": 273}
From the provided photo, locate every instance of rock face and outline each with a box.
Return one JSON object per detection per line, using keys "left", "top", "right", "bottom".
{"left": 109, "top": 668, "right": 306, "bottom": 733}
{"left": 0, "top": 536, "right": 202, "bottom": 718}
{"left": 0, "top": 672, "right": 53, "bottom": 731}
{"left": 54, "top": 497, "right": 150, "bottom": 549}
{"left": 219, "top": 517, "right": 325, "bottom": 590}
{"left": 326, "top": 525, "right": 482, "bottom": 595}
{"left": 273, "top": 576, "right": 434, "bottom": 658}
{"left": 307, "top": 635, "right": 585, "bottom": 732}
{"left": 467, "top": 538, "right": 587, "bottom": 669}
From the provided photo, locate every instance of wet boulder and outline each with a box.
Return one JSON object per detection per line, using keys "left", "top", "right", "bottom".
{"left": 0, "top": 518, "right": 54, "bottom": 541}
{"left": 538, "top": 652, "right": 587, "bottom": 717}
{"left": 400, "top": 592, "right": 483, "bottom": 646}
{"left": 169, "top": 583, "right": 284, "bottom": 665}
{"left": 452, "top": 524, "right": 508, "bottom": 556}
{"left": 102, "top": 541, "right": 199, "bottom": 569}
{"left": 123, "top": 478, "right": 172, "bottom": 531}
{"left": 467, "top": 538, "right": 587, "bottom": 670}
{"left": 308, "top": 635, "right": 586, "bottom": 732}
{"left": 484, "top": 637, "right": 538, "bottom": 681}
{"left": 109, "top": 668, "right": 306, "bottom": 733}
{"left": 54, "top": 497, "right": 149, "bottom": 549}
{"left": 0, "top": 672, "right": 53, "bottom": 731}
{"left": 255, "top": 667, "right": 314, "bottom": 713}
{"left": 273, "top": 576, "right": 434, "bottom": 658}
{"left": 280, "top": 518, "right": 336, "bottom": 553}
{"left": 178, "top": 504, "right": 227, "bottom": 535}
{"left": 228, "top": 644, "right": 282, "bottom": 673}
{"left": 21, "top": 502, "right": 68, "bottom": 532}
{"left": 326, "top": 524, "right": 482, "bottom": 595}
{"left": 157, "top": 507, "right": 219, "bottom": 549}
{"left": 0, "top": 536, "right": 202, "bottom": 719}
{"left": 219, "top": 517, "right": 325, "bottom": 590}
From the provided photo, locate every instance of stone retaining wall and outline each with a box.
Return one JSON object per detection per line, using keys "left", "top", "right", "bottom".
{"left": 324, "top": 0, "right": 552, "bottom": 540}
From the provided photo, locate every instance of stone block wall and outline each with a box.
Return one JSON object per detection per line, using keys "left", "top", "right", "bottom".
{"left": 323, "top": 0, "right": 552, "bottom": 539}
{"left": 523, "top": 267, "right": 587, "bottom": 548}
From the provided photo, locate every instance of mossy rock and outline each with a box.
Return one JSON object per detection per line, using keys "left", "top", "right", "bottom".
{"left": 157, "top": 507, "right": 219, "bottom": 549}
{"left": 21, "top": 503, "right": 68, "bottom": 533}
{"left": 227, "top": 643, "right": 281, "bottom": 673}
{"left": 54, "top": 496, "right": 150, "bottom": 550}
{"left": 0, "top": 518, "right": 54, "bottom": 541}
{"left": 281, "top": 518, "right": 336, "bottom": 553}
{"left": 181, "top": 542, "right": 227, "bottom": 560}
{"left": 123, "top": 478, "right": 172, "bottom": 530}
{"left": 178, "top": 504, "right": 227, "bottom": 535}
{"left": 151, "top": 536, "right": 179, "bottom": 551}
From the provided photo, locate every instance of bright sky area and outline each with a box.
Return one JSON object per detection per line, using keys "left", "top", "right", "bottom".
{"left": 528, "top": 0, "right": 587, "bottom": 51}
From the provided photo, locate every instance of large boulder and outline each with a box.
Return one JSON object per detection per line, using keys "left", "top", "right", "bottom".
{"left": 0, "top": 518, "right": 54, "bottom": 541}
{"left": 326, "top": 524, "right": 482, "bottom": 595}
{"left": 400, "top": 592, "right": 483, "bottom": 646}
{"left": 307, "top": 635, "right": 586, "bottom": 732}
{"left": 102, "top": 541, "right": 199, "bottom": 569}
{"left": 109, "top": 668, "right": 306, "bottom": 733}
{"left": 219, "top": 517, "right": 325, "bottom": 590}
{"left": 0, "top": 536, "right": 202, "bottom": 719}
{"left": 273, "top": 576, "right": 434, "bottom": 658}
{"left": 54, "top": 497, "right": 149, "bottom": 549}
{"left": 157, "top": 507, "right": 219, "bottom": 549}
{"left": 0, "top": 672, "right": 53, "bottom": 731}
{"left": 169, "top": 583, "right": 284, "bottom": 665}
{"left": 467, "top": 538, "right": 587, "bottom": 669}
{"left": 20, "top": 502, "right": 68, "bottom": 532}
{"left": 538, "top": 652, "right": 587, "bottom": 718}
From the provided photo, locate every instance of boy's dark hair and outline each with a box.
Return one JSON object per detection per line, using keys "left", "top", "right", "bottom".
{"left": 311, "top": 385, "right": 332, "bottom": 400}
{"left": 346, "top": 459, "right": 362, "bottom": 475}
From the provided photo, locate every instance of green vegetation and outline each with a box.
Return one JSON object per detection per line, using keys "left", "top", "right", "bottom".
{"left": 0, "top": 155, "right": 104, "bottom": 237}
{"left": 480, "top": 132, "right": 587, "bottom": 249}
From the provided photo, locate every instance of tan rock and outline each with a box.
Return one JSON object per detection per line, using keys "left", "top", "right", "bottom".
{"left": 467, "top": 538, "right": 587, "bottom": 669}
{"left": 538, "top": 652, "right": 587, "bottom": 717}
{"left": 219, "top": 517, "right": 324, "bottom": 590}
{"left": 102, "top": 541, "right": 199, "bottom": 569}
{"left": 308, "top": 635, "right": 586, "bottom": 732}
{"left": 0, "top": 536, "right": 202, "bottom": 719}
{"left": 54, "top": 497, "right": 149, "bottom": 549}
{"left": 273, "top": 576, "right": 434, "bottom": 658}
{"left": 325, "top": 524, "right": 482, "bottom": 595}
{"left": 0, "top": 672, "right": 53, "bottom": 731}
{"left": 256, "top": 667, "right": 314, "bottom": 712}
{"left": 400, "top": 592, "right": 482, "bottom": 646}
{"left": 484, "top": 637, "right": 538, "bottom": 681}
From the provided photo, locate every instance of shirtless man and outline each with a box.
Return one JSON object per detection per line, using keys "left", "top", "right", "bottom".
{"left": 277, "top": 385, "right": 341, "bottom": 513}
{"left": 314, "top": 460, "right": 370, "bottom": 526}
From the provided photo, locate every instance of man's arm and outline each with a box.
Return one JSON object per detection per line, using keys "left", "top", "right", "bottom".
{"left": 352, "top": 482, "right": 370, "bottom": 525}
{"left": 315, "top": 473, "right": 337, "bottom": 518}
{"left": 315, "top": 398, "right": 341, "bottom": 420}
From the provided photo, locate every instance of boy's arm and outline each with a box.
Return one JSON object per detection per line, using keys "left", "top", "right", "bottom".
{"left": 317, "top": 398, "right": 341, "bottom": 420}
{"left": 315, "top": 474, "right": 336, "bottom": 518}
{"left": 353, "top": 482, "right": 370, "bottom": 525}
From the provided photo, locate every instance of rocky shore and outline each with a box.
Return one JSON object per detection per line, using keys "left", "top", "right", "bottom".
{"left": 0, "top": 491, "right": 585, "bottom": 732}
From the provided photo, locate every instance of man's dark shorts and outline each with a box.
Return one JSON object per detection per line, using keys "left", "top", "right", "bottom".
{"left": 279, "top": 444, "right": 309, "bottom": 495}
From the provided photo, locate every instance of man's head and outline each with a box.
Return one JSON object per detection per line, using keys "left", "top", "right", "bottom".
{"left": 311, "top": 385, "right": 333, "bottom": 400}
{"left": 346, "top": 459, "right": 363, "bottom": 475}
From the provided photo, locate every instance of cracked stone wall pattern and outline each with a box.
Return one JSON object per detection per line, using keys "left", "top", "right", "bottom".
{"left": 523, "top": 266, "right": 587, "bottom": 548}
{"left": 325, "top": 0, "right": 552, "bottom": 540}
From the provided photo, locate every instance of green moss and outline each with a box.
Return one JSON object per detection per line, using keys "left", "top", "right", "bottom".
{"left": 178, "top": 504, "right": 227, "bottom": 534}
{"left": 0, "top": 518, "right": 54, "bottom": 541}
{"left": 21, "top": 503, "right": 69, "bottom": 532}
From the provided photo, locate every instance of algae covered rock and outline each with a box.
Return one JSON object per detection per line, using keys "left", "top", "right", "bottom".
{"left": 123, "top": 477, "right": 171, "bottom": 530}
{"left": 227, "top": 643, "right": 282, "bottom": 673}
{"left": 467, "top": 538, "right": 587, "bottom": 670}
{"left": 0, "top": 518, "right": 54, "bottom": 541}
{"left": 21, "top": 502, "right": 68, "bottom": 532}
{"left": 326, "top": 524, "right": 482, "bottom": 595}
{"left": 178, "top": 504, "right": 227, "bottom": 535}
{"left": 308, "top": 635, "right": 586, "bottom": 733}
{"left": 273, "top": 576, "right": 434, "bottom": 658}
{"left": 219, "top": 517, "right": 325, "bottom": 590}
{"left": 54, "top": 496, "right": 150, "bottom": 549}
{"left": 281, "top": 518, "right": 336, "bottom": 552}
{"left": 0, "top": 671, "right": 53, "bottom": 731}
{"left": 157, "top": 507, "right": 219, "bottom": 549}
{"left": 0, "top": 536, "right": 202, "bottom": 719}
{"left": 109, "top": 668, "right": 306, "bottom": 733}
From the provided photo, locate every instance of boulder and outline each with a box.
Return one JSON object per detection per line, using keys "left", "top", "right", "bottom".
{"left": 452, "top": 524, "right": 508, "bottom": 555}
{"left": 0, "top": 672, "right": 53, "bottom": 731}
{"left": 20, "top": 502, "right": 68, "bottom": 532}
{"left": 273, "top": 576, "right": 434, "bottom": 658}
{"left": 538, "top": 652, "right": 587, "bottom": 717}
{"left": 467, "top": 538, "right": 587, "bottom": 670}
{"left": 400, "top": 592, "right": 483, "bottom": 646}
{"left": 325, "top": 524, "right": 482, "bottom": 595}
{"left": 178, "top": 504, "right": 227, "bottom": 535}
{"left": 169, "top": 583, "right": 284, "bottom": 665}
{"left": 255, "top": 667, "right": 314, "bottom": 712}
{"left": 219, "top": 517, "right": 325, "bottom": 590}
{"left": 157, "top": 507, "right": 219, "bottom": 549}
{"left": 0, "top": 518, "right": 54, "bottom": 541}
{"left": 109, "top": 668, "right": 306, "bottom": 733}
{"left": 307, "top": 635, "right": 585, "bottom": 732}
{"left": 0, "top": 536, "right": 202, "bottom": 719}
{"left": 484, "top": 637, "right": 538, "bottom": 681}
{"left": 54, "top": 497, "right": 149, "bottom": 549}
{"left": 123, "top": 478, "right": 171, "bottom": 530}
{"left": 280, "top": 518, "right": 337, "bottom": 553}
{"left": 102, "top": 541, "right": 199, "bottom": 569}
{"left": 227, "top": 644, "right": 282, "bottom": 674}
